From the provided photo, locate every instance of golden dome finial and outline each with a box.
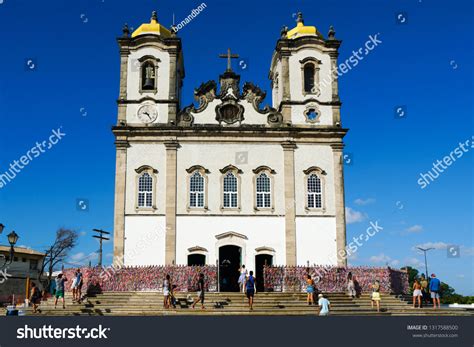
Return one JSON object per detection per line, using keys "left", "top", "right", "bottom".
{"left": 296, "top": 12, "right": 304, "bottom": 25}
{"left": 287, "top": 12, "right": 320, "bottom": 39}
{"left": 151, "top": 10, "right": 157, "bottom": 22}
{"left": 131, "top": 10, "right": 171, "bottom": 38}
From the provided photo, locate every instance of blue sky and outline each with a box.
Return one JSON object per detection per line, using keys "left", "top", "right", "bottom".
{"left": 0, "top": 0, "right": 472, "bottom": 294}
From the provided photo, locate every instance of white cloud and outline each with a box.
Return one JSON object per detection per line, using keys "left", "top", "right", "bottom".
{"left": 69, "top": 252, "right": 86, "bottom": 262}
{"left": 456, "top": 274, "right": 465, "bottom": 279}
{"left": 404, "top": 257, "right": 424, "bottom": 269}
{"left": 354, "top": 198, "right": 375, "bottom": 206}
{"left": 79, "top": 231, "right": 87, "bottom": 237}
{"left": 406, "top": 225, "right": 423, "bottom": 233}
{"left": 369, "top": 253, "right": 399, "bottom": 266}
{"left": 345, "top": 207, "right": 366, "bottom": 224}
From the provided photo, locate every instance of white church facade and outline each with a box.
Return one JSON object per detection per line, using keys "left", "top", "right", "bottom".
{"left": 112, "top": 11, "right": 348, "bottom": 290}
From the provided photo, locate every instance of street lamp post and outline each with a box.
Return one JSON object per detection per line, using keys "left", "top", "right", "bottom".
{"left": 0, "top": 224, "right": 19, "bottom": 269}
{"left": 416, "top": 247, "right": 434, "bottom": 279}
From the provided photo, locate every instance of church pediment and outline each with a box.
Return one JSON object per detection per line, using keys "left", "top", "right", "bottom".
{"left": 177, "top": 60, "right": 283, "bottom": 127}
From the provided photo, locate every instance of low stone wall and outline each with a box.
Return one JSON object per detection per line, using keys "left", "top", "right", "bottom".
{"left": 263, "top": 266, "right": 409, "bottom": 294}
{"left": 62, "top": 265, "right": 218, "bottom": 293}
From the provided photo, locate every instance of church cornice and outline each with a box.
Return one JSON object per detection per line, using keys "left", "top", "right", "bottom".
{"left": 111, "top": 125, "right": 348, "bottom": 139}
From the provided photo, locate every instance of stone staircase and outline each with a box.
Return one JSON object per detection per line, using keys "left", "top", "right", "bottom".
{"left": 5, "top": 292, "right": 473, "bottom": 316}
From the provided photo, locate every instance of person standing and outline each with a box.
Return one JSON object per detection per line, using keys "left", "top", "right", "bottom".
{"left": 370, "top": 280, "right": 381, "bottom": 312}
{"left": 54, "top": 273, "right": 67, "bottom": 309}
{"left": 318, "top": 294, "right": 331, "bottom": 316}
{"left": 75, "top": 268, "right": 83, "bottom": 303}
{"left": 420, "top": 274, "right": 429, "bottom": 307}
{"left": 163, "top": 274, "right": 171, "bottom": 309}
{"left": 412, "top": 279, "right": 422, "bottom": 308}
{"left": 305, "top": 274, "right": 315, "bottom": 305}
{"left": 347, "top": 272, "right": 356, "bottom": 298}
{"left": 192, "top": 273, "right": 206, "bottom": 310}
{"left": 429, "top": 273, "right": 441, "bottom": 309}
{"left": 238, "top": 265, "right": 247, "bottom": 293}
{"left": 71, "top": 269, "right": 78, "bottom": 302}
{"left": 29, "top": 282, "right": 42, "bottom": 314}
{"left": 245, "top": 271, "right": 256, "bottom": 311}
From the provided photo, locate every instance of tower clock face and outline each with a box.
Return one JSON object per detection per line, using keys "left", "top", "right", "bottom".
{"left": 137, "top": 104, "right": 158, "bottom": 124}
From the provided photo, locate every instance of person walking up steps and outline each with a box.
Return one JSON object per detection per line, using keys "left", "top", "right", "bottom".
{"left": 54, "top": 273, "right": 67, "bottom": 309}
{"left": 238, "top": 265, "right": 247, "bottom": 293}
{"left": 318, "top": 294, "right": 331, "bottom": 316}
{"left": 163, "top": 274, "right": 171, "bottom": 309}
{"left": 192, "top": 273, "right": 206, "bottom": 310}
{"left": 245, "top": 271, "right": 256, "bottom": 311}
{"left": 305, "top": 274, "right": 315, "bottom": 305}
{"left": 29, "top": 282, "right": 42, "bottom": 314}
{"left": 429, "top": 273, "right": 441, "bottom": 309}
{"left": 347, "top": 272, "right": 356, "bottom": 298}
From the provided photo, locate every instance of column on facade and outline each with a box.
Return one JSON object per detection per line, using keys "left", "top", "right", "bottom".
{"left": 168, "top": 49, "right": 178, "bottom": 125}
{"left": 331, "top": 143, "right": 347, "bottom": 266}
{"left": 117, "top": 47, "right": 129, "bottom": 125}
{"left": 280, "top": 51, "right": 292, "bottom": 124}
{"left": 164, "top": 140, "right": 179, "bottom": 265}
{"left": 113, "top": 138, "right": 129, "bottom": 265}
{"left": 281, "top": 142, "right": 297, "bottom": 266}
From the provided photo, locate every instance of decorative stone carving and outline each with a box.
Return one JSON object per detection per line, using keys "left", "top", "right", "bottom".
{"left": 194, "top": 80, "right": 217, "bottom": 112}
{"left": 215, "top": 96, "right": 245, "bottom": 125}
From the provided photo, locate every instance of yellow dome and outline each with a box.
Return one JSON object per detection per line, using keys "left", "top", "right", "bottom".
{"left": 131, "top": 11, "right": 172, "bottom": 38}
{"left": 287, "top": 12, "right": 320, "bottom": 39}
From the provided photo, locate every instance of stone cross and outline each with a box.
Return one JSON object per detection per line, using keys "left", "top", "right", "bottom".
{"left": 219, "top": 48, "right": 239, "bottom": 72}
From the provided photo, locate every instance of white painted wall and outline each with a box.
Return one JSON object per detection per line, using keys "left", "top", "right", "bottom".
{"left": 296, "top": 217, "right": 337, "bottom": 266}
{"left": 124, "top": 215, "right": 166, "bottom": 265}
{"left": 176, "top": 216, "right": 286, "bottom": 271}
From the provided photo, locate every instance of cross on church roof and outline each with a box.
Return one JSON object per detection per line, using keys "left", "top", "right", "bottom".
{"left": 219, "top": 48, "right": 239, "bottom": 72}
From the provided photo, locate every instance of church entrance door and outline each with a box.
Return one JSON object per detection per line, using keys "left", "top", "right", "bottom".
{"left": 255, "top": 254, "right": 273, "bottom": 292}
{"left": 219, "top": 245, "right": 241, "bottom": 292}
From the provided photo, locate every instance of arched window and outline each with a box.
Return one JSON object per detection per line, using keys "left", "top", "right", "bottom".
{"left": 223, "top": 172, "right": 238, "bottom": 208}
{"left": 256, "top": 173, "right": 271, "bottom": 208}
{"left": 189, "top": 171, "right": 205, "bottom": 208}
{"left": 303, "top": 64, "right": 315, "bottom": 93}
{"left": 307, "top": 173, "right": 322, "bottom": 209}
{"left": 141, "top": 61, "right": 156, "bottom": 91}
{"left": 138, "top": 173, "right": 153, "bottom": 208}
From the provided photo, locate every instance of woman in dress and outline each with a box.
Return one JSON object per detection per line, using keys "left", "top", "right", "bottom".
{"left": 371, "top": 279, "right": 381, "bottom": 312}
{"left": 29, "top": 282, "right": 41, "bottom": 313}
{"left": 238, "top": 265, "right": 247, "bottom": 293}
{"left": 305, "top": 274, "right": 315, "bottom": 305}
{"left": 163, "top": 274, "right": 171, "bottom": 309}
{"left": 347, "top": 272, "right": 356, "bottom": 298}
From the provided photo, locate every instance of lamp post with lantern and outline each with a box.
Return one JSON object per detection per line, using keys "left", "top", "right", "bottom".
{"left": 0, "top": 223, "right": 20, "bottom": 269}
